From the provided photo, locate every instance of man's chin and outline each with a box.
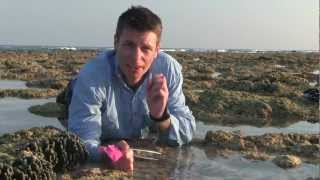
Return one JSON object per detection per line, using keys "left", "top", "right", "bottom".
{"left": 127, "top": 78, "right": 142, "bottom": 87}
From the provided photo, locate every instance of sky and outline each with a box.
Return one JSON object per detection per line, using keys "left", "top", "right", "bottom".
{"left": 0, "top": 0, "right": 319, "bottom": 50}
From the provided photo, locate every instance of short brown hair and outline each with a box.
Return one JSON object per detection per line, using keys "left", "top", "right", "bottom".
{"left": 115, "top": 6, "right": 162, "bottom": 43}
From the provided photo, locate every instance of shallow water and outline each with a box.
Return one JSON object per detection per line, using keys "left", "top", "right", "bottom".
{"left": 0, "top": 80, "right": 27, "bottom": 89}
{"left": 0, "top": 97, "right": 319, "bottom": 179}
{"left": 0, "top": 98, "right": 64, "bottom": 134}
{"left": 167, "top": 147, "right": 318, "bottom": 180}
{"left": 195, "top": 121, "right": 320, "bottom": 138}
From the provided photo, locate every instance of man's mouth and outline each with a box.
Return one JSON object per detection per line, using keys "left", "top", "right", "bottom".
{"left": 128, "top": 65, "right": 143, "bottom": 72}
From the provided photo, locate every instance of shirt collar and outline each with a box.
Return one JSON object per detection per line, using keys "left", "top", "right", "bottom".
{"left": 113, "top": 54, "right": 153, "bottom": 92}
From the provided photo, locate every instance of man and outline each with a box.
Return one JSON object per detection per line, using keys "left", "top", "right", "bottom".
{"left": 68, "top": 6, "right": 196, "bottom": 171}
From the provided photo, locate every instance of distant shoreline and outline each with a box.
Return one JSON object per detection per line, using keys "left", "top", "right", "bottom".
{"left": 0, "top": 44, "right": 318, "bottom": 53}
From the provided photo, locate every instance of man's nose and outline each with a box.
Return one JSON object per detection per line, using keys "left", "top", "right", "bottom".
{"left": 132, "top": 47, "right": 142, "bottom": 64}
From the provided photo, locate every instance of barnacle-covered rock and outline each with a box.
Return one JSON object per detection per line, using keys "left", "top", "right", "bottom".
{"left": 0, "top": 126, "right": 88, "bottom": 179}
{"left": 272, "top": 155, "right": 302, "bottom": 168}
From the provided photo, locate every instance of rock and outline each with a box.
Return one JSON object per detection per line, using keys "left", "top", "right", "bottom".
{"left": 204, "top": 130, "right": 245, "bottom": 150}
{"left": 28, "top": 102, "right": 66, "bottom": 118}
{"left": 0, "top": 126, "right": 88, "bottom": 179}
{"left": 26, "top": 79, "right": 69, "bottom": 90}
{"left": 272, "top": 155, "right": 302, "bottom": 168}
{"left": 0, "top": 88, "right": 58, "bottom": 99}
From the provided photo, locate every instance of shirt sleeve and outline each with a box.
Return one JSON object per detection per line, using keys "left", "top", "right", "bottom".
{"left": 68, "top": 74, "right": 105, "bottom": 162}
{"left": 158, "top": 59, "right": 196, "bottom": 146}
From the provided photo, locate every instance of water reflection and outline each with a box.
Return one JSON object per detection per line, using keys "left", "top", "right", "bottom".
{"left": 133, "top": 145, "right": 318, "bottom": 179}
{"left": 0, "top": 98, "right": 64, "bottom": 135}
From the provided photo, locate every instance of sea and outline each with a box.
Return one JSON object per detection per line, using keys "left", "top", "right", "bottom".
{"left": 0, "top": 44, "right": 318, "bottom": 53}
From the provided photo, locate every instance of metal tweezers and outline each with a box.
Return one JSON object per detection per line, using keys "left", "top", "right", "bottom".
{"left": 132, "top": 148, "right": 162, "bottom": 161}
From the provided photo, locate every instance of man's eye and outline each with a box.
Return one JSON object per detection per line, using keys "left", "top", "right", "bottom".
{"left": 123, "top": 43, "right": 134, "bottom": 48}
{"left": 142, "top": 47, "right": 152, "bottom": 52}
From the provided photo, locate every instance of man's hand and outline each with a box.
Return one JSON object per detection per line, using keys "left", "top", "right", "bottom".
{"left": 99, "top": 140, "right": 134, "bottom": 172}
{"left": 114, "top": 140, "right": 134, "bottom": 172}
{"left": 147, "top": 73, "right": 169, "bottom": 118}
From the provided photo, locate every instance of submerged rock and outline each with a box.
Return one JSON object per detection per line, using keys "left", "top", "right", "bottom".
{"left": 0, "top": 126, "right": 88, "bottom": 179}
{"left": 272, "top": 155, "right": 302, "bottom": 168}
{"left": 28, "top": 102, "right": 66, "bottom": 118}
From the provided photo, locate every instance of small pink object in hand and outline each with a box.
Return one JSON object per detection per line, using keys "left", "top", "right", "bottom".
{"left": 99, "top": 145, "right": 123, "bottom": 163}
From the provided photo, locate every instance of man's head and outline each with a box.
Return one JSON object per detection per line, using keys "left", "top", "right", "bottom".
{"left": 115, "top": 6, "right": 162, "bottom": 44}
{"left": 114, "top": 6, "right": 162, "bottom": 88}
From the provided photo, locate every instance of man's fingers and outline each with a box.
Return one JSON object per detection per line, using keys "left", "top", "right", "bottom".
{"left": 116, "top": 140, "right": 130, "bottom": 151}
{"left": 149, "top": 76, "right": 167, "bottom": 92}
{"left": 127, "top": 149, "right": 134, "bottom": 171}
{"left": 147, "top": 74, "right": 168, "bottom": 96}
{"left": 114, "top": 148, "right": 134, "bottom": 172}
{"left": 149, "top": 87, "right": 167, "bottom": 99}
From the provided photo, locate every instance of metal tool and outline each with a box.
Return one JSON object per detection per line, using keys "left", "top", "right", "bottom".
{"left": 132, "top": 148, "right": 162, "bottom": 161}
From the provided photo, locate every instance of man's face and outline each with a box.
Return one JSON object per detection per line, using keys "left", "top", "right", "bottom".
{"left": 115, "top": 28, "right": 160, "bottom": 87}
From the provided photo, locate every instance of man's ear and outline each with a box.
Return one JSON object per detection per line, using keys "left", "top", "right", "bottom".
{"left": 154, "top": 43, "right": 160, "bottom": 59}
{"left": 114, "top": 34, "right": 118, "bottom": 50}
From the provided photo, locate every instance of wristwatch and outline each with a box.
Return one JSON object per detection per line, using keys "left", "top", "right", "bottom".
{"left": 149, "top": 109, "right": 170, "bottom": 122}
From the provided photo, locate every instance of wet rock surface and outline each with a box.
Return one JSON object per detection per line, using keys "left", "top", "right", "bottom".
{"left": 0, "top": 126, "right": 88, "bottom": 179}
{"left": 203, "top": 130, "right": 320, "bottom": 165}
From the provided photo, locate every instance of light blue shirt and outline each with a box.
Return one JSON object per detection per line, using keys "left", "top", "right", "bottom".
{"left": 68, "top": 50, "right": 196, "bottom": 161}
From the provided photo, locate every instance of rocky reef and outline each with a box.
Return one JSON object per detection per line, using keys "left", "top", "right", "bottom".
{"left": 0, "top": 49, "right": 319, "bottom": 178}
{"left": 176, "top": 51, "right": 319, "bottom": 125}
{"left": 0, "top": 50, "right": 96, "bottom": 98}
{"left": 1, "top": 50, "right": 316, "bottom": 126}
{"left": 0, "top": 126, "right": 88, "bottom": 179}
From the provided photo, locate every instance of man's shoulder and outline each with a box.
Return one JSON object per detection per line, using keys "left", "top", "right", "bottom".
{"left": 157, "top": 51, "right": 175, "bottom": 61}
{"left": 82, "top": 50, "right": 113, "bottom": 70}
{"left": 155, "top": 51, "right": 181, "bottom": 69}
{"left": 77, "top": 50, "right": 115, "bottom": 84}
